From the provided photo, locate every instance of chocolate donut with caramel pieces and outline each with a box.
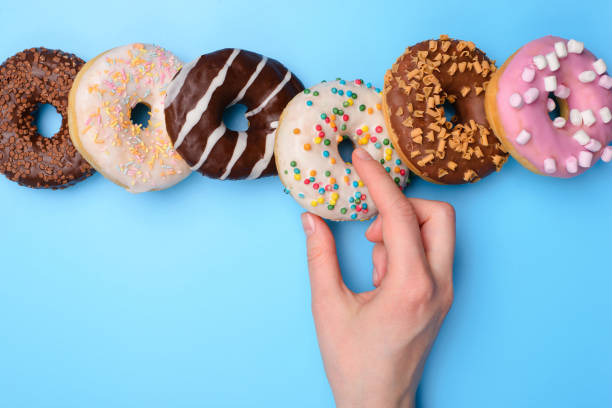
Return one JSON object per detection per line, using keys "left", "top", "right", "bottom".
{"left": 383, "top": 35, "right": 508, "bottom": 184}
{"left": 164, "top": 48, "right": 304, "bottom": 179}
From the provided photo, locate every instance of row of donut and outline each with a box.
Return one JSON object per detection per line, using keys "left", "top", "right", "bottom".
{"left": 0, "top": 35, "right": 610, "bottom": 221}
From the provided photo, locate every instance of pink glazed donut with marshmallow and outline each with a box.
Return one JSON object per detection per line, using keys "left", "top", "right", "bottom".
{"left": 485, "top": 36, "right": 612, "bottom": 177}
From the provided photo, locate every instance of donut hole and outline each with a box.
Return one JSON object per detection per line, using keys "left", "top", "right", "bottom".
{"left": 31, "top": 103, "right": 61, "bottom": 138}
{"left": 130, "top": 102, "right": 152, "bottom": 129}
{"left": 338, "top": 137, "right": 356, "bottom": 164}
{"left": 441, "top": 99, "right": 458, "bottom": 128}
{"left": 547, "top": 92, "right": 569, "bottom": 121}
{"left": 222, "top": 103, "right": 249, "bottom": 132}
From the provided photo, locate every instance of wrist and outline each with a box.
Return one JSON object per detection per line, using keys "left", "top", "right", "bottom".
{"left": 334, "top": 390, "right": 415, "bottom": 408}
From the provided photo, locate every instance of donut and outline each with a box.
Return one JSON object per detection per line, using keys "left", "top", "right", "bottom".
{"left": 383, "top": 35, "right": 508, "bottom": 184}
{"left": 0, "top": 48, "right": 94, "bottom": 189}
{"left": 164, "top": 48, "right": 304, "bottom": 179}
{"left": 485, "top": 36, "right": 612, "bottom": 177}
{"left": 68, "top": 43, "right": 190, "bottom": 193}
{"left": 275, "top": 79, "right": 410, "bottom": 221}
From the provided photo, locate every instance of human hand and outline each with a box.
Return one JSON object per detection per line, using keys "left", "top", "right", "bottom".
{"left": 301, "top": 148, "right": 456, "bottom": 408}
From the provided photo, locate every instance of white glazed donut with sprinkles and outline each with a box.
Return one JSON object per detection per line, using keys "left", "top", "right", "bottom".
{"left": 275, "top": 79, "right": 410, "bottom": 221}
{"left": 68, "top": 43, "right": 191, "bottom": 192}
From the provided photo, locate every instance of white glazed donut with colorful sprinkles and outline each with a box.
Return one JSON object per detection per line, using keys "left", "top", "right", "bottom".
{"left": 275, "top": 79, "right": 410, "bottom": 221}
{"left": 485, "top": 36, "right": 612, "bottom": 177}
{"left": 69, "top": 43, "right": 191, "bottom": 192}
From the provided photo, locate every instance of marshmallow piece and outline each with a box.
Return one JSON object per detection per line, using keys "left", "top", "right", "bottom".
{"left": 509, "top": 93, "right": 523, "bottom": 109}
{"left": 544, "top": 158, "right": 557, "bottom": 174}
{"left": 553, "top": 117, "right": 567, "bottom": 128}
{"left": 581, "top": 110, "right": 597, "bottom": 127}
{"left": 554, "top": 84, "right": 571, "bottom": 99}
{"left": 533, "top": 55, "right": 547, "bottom": 70}
{"left": 578, "top": 151, "right": 593, "bottom": 168}
{"left": 545, "top": 52, "right": 560, "bottom": 72}
{"left": 516, "top": 129, "right": 532, "bottom": 145}
{"left": 579, "top": 71, "right": 597, "bottom": 83}
{"left": 522, "top": 67, "right": 536, "bottom": 83}
{"left": 555, "top": 41, "right": 568, "bottom": 58}
{"left": 585, "top": 139, "right": 602, "bottom": 152}
{"left": 544, "top": 76, "right": 557, "bottom": 92}
{"left": 599, "top": 75, "right": 612, "bottom": 90}
{"left": 568, "top": 39, "right": 584, "bottom": 54}
{"left": 523, "top": 88, "right": 540, "bottom": 104}
{"left": 547, "top": 98, "right": 556, "bottom": 112}
{"left": 602, "top": 146, "right": 612, "bottom": 162}
{"left": 566, "top": 156, "right": 578, "bottom": 173}
{"left": 599, "top": 107, "right": 612, "bottom": 123}
{"left": 573, "top": 130, "right": 590, "bottom": 146}
{"left": 570, "top": 109, "right": 583, "bottom": 126}
{"left": 593, "top": 59, "right": 607, "bottom": 75}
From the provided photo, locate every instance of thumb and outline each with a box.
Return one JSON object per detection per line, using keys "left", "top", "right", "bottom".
{"left": 301, "top": 212, "right": 347, "bottom": 306}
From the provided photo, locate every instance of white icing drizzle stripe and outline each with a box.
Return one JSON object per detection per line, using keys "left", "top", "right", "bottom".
{"left": 229, "top": 57, "right": 268, "bottom": 106}
{"left": 175, "top": 49, "right": 241, "bottom": 149}
{"left": 220, "top": 131, "right": 248, "bottom": 180}
{"left": 190, "top": 124, "right": 227, "bottom": 171}
{"left": 165, "top": 57, "right": 200, "bottom": 107}
{"left": 245, "top": 70, "right": 292, "bottom": 118}
{"left": 247, "top": 129, "right": 275, "bottom": 179}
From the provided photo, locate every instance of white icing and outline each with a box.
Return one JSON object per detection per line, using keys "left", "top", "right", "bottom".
{"left": 245, "top": 70, "right": 292, "bottom": 118}
{"left": 220, "top": 131, "right": 248, "bottom": 180}
{"left": 71, "top": 43, "right": 191, "bottom": 193}
{"left": 275, "top": 80, "right": 410, "bottom": 221}
{"left": 175, "top": 48, "right": 240, "bottom": 149}
{"left": 190, "top": 124, "right": 227, "bottom": 171}
{"left": 247, "top": 130, "right": 275, "bottom": 180}
{"left": 165, "top": 57, "right": 200, "bottom": 108}
{"left": 228, "top": 57, "right": 268, "bottom": 106}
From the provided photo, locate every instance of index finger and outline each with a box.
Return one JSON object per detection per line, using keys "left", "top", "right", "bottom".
{"left": 352, "top": 148, "right": 428, "bottom": 278}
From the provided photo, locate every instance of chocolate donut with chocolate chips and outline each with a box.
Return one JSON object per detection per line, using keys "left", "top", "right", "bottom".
{"left": 0, "top": 48, "right": 94, "bottom": 189}
{"left": 164, "top": 48, "right": 304, "bottom": 179}
{"left": 383, "top": 35, "right": 508, "bottom": 184}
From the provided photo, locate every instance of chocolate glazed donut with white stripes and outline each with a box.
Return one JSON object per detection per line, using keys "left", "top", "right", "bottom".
{"left": 164, "top": 48, "right": 304, "bottom": 179}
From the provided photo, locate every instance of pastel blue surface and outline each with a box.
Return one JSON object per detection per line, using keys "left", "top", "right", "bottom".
{"left": 1, "top": 1, "right": 611, "bottom": 407}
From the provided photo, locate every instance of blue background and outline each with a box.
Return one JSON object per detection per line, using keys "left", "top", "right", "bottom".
{"left": 1, "top": 1, "right": 611, "bottom": 407}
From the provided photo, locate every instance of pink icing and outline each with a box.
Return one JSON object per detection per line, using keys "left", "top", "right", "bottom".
{"left": 496, "top": 35, "right": 612, "bottom": 177}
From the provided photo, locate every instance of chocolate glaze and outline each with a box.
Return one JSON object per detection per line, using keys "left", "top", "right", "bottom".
{"left": 164, "top": 48, "right": 304, "bottom": 179}
{"left": 0, "top": 48, "right": 94, "bottom": 189}
{"left": 383, "top": 37, "right": 508, "bottom": 184}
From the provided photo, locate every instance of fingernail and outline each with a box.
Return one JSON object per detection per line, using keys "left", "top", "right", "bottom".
{"left": 365, "top": 218, "right": 375, "bottom": 235}
{"left": 301, "top": 212, "right": 315, "bottom": 237}
{"left": 373, "top": 266, "right": 380, "bottom": 286}
{"left": 354, "top": 148, "right": 372, "bottom": 161}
